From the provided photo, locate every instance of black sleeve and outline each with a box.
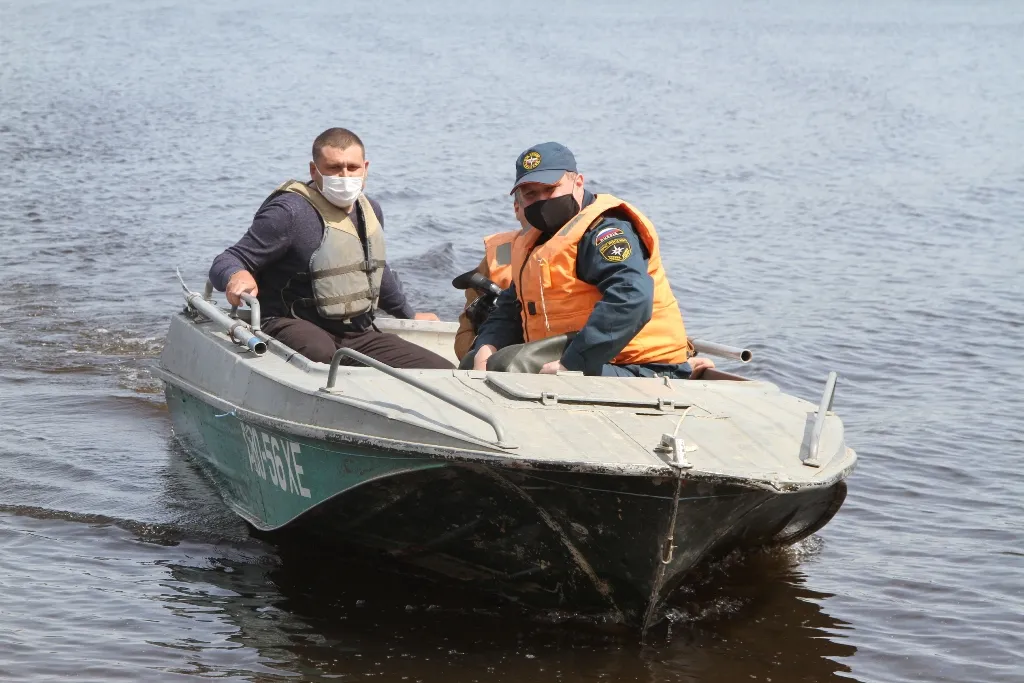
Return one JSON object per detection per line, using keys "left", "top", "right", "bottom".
{"left": 209, "top": 196, "right": 295, "bottom": 291}
{"left": 368, "top": 197, "right": 384, "bottom": 226}
{"left": 377, "top": 265, "right": 416, "bottom": 318}
{"left": 365, "top": 196, "right": 415, "bottom": 318}
{"left": 471, "top": 283, "right": 525, "bottom": 350}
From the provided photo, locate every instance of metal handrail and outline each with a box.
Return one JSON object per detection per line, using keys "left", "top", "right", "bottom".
{"left": 804, "top": 371, "right": 838, "bottom": 467}
{"left": 323, "top": 348, "right": 515, "bottom": 449}
{"left": 177, "top": 273, "right": 266, "bottom": 356}
{"left": 239, "top": 293, "right": 261, "bottom": 332}
{"left": 228, "top": 293, "right": 262, "bottom": 332}
{"left": 203, "top": 279, "right": 261, "bottom": 332}
{"left": 689, "top": 338, "right": 752, "bottom": 363}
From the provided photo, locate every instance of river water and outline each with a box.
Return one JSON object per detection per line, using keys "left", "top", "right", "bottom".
{"left": 1, "top": 0, "right": 1022, "bottom": 681}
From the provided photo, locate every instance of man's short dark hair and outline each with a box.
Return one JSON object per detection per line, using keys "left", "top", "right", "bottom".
{"left": 312, "top": 128, "right": 365, "bottom": 163}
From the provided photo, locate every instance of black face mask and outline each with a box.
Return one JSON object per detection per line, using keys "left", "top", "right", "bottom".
{"left": 524, "top": 194, "right": 580, "bottom": 235}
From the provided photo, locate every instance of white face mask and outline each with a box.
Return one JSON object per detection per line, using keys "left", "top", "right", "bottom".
{"left": 315, "top": 165, "right": 364, "bottom": 208}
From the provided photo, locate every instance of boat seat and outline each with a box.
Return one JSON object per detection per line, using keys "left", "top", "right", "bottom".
{"left": 459, "top": 334, "right": 575, "bottom": 373}
{"left": 459, "top": 334, "right": 742, "bottom": 380}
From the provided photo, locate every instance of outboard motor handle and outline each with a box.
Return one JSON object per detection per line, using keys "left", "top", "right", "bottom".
{"left": 452, "top": 270, "right": 503, "bottom": 296}
{"left": 454, "top": 270, "right": 504, "bottom": 335}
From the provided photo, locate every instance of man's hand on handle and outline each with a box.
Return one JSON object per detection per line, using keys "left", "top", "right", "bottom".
{"left": 225, "top": 271, "right": 258, "bottom": 307}
{"left": 472, "top": 344, "right": 497, "bottom": 371}
{"left": 539, "top": 360, "right": 567, "bottom": 374}
{"left": 688, "top": 355, "right": 715, "bottom": 379}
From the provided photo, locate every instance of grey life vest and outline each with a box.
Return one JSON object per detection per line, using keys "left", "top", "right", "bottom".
{"left": 276, "top": 180, "right": 387, "bottom": 321}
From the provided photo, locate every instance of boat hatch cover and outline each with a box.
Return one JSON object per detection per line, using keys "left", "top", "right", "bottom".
{"left": 485, "top": 374, "right": 690, "bottom": 411}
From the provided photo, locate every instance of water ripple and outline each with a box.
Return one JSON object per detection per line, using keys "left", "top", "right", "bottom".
{"left": 0, "top": 0, "right": 1022, "bottom": 681}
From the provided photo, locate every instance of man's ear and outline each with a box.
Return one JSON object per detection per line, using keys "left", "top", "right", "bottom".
{"left": 309, "top": 161, "right": 318, "bottom": 184}
{"left": 572, "top": 172, "right": 586, "bottom": 203}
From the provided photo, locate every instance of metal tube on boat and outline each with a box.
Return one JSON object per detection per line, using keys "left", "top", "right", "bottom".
{"left": 184, "top": 290, "right": 267, "bottom": 356}
{"left": 228, "top": 294, "right": 261, "bottom": 331}
{"left": 689, "top": 338, "right": 752, "bottom": 363}
{"left": 325, "top": 347, "right": 513, "bottom": 448}
{"left": 804, "top": 371, "right": 838, "bottom": 468}
{"left": 239, "top": 293, "right": 261, "bottom": 332}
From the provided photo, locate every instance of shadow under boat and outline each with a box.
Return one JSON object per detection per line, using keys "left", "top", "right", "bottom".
{"left": 156, "top": 523, "right": 858, "bottom": 681}
{"left": 275, "top": 459, "right": 846, "bottom": 628}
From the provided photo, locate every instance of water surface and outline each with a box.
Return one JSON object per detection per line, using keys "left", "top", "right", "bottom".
{"left": 1, "top": 0, "right": 1022, "bottom": 680}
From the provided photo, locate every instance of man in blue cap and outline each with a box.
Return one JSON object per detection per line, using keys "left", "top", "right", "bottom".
{"left": 469, "top": 142, "right": 713, "bottom": 378}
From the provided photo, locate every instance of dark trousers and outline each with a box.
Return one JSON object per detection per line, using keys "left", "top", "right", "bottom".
{"left": 262, "top": 317, "right": 454, "bottom": 369}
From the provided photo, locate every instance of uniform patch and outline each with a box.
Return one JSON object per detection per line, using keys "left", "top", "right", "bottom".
{"left": 521, "top": 151, "right": 542, "bottom": 170}
{"left": 599, "top": 237, "right": 632, "bottom": 262}
{"left": 594, "top": 226, "right": 624, "bottom": 244}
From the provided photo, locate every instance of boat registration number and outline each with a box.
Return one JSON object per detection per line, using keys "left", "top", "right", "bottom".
{"left": 240, "top": 423, "right": 312, "bottom": 499}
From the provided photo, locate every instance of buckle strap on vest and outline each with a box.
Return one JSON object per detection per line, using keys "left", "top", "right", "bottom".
{"left": 316, "top": 291, "right": 377, "bottom": 307}
{"left": 312, "top": 259, "right": 388, "bottom": 279}
{"left": 288, "top": 297, "right": 372, "bottom": 328}
{"left": 275, "top": 180, "right": 386, "bottom": 322}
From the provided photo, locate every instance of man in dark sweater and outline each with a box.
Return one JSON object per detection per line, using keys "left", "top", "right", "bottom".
{"left": 209, "top": 128, "right": 453, "bottom": 369}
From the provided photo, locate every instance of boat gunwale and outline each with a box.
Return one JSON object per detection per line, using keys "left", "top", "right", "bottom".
{"left": 155, "top": 364, "right": 857, "bottom": 491}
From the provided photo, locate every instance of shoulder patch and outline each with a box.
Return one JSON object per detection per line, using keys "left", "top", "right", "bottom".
{"left": 594, "top": 226, "right": 624, "bottom": 245}
{"left": 598, "top": 236, "right": 632, "bottom": 262}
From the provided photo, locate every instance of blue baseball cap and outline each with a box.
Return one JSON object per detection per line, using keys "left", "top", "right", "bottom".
{"left": 510, "top": 142, "right": 577, "bottom": 195}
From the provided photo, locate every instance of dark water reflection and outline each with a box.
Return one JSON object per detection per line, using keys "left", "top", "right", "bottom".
{"left": 258, "top": 544, "right": 856, "bottom": 682}
{"left": 0, "top": 501, "right": 855, "bottom": 682}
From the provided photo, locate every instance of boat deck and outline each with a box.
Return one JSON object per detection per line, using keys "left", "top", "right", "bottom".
{"left": 160, "top": 314, "right": 854, "bottom": 489}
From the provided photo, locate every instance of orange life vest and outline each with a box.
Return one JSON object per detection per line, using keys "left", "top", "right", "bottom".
{"left": 482, "top": 230, "right": 518, "bottom": 290}
{"left": 454, "top": 228, "right": 526, "bottom": 360}
{"left": 510, "top": 194, "right": 690, "bottom": 366}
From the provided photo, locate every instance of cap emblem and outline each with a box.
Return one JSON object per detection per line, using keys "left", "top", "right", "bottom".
{"left": 521, "top": 151, "right": 542, "bottom": 170}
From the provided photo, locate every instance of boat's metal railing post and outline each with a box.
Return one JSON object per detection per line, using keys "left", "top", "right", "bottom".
{"left": 177, "top": 272, "right": 266, "bottom": 356}
{"left": 201, "top": 279, "right": 260, "bottom": 331}
{"left": 226, "top": 293, "right": 262, "bottom": 333}
{"left": 239, "top": 293, "right": 261, "bottom": 332}
{"left": 804, "top": 371, "right": 838, "bottom": 468}
{"left": 323, "top": 348, "right": 515, "bottom": 450}
{"left": 689, "top": 338, "right": 752, "bottom": 363}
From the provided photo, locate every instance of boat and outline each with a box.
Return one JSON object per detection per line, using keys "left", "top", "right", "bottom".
{"left": 155, "top": 278, "right": 856, "bottom": 630}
